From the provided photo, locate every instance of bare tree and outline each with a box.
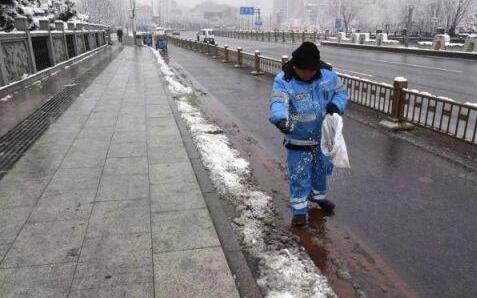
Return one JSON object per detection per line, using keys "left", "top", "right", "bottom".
{"left": 75, "top": 0, "right": 128, "bottom": 27}
{"left": 332, "top": 0, "right": 368, "bottom": 32}
{"left": 443, "top": 0, "right": 475, "bottom": 35}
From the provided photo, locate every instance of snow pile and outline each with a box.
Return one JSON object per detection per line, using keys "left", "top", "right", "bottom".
{"left": 0, "top": 94, "right": 13, "bottom": 102}
{"left": 417, "top": 41, "right": 433, "bottom": 46}
{"left": 150, "top": 47, "right": 336, "bottom": 298}
{"left": 446, "top": 43, "right": 464, "bottom": 48}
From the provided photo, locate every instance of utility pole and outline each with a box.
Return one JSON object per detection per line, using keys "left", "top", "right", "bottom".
{"left": 255, "top": 8, "right": 261, "bottom": 30}
{"left": 404, "top": 4, "right": 414, "bottom": 47}
{"left": 130, "top": 0, "right": 137, "bottom": 45}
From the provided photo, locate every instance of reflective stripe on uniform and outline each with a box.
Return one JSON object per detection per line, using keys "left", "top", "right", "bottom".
{"left": 288, "top": 138, "right": 320, "bottom": 146}
{"left": 290, "top": 113, "right": 316, "bottom": 123}
{"left": 312, "top": 194, "right": 326, "bottom": 201}
{"left": 311, "top": 189, "right": 326, "bottom": 201}
{"left": 270, "top": 91, "right": 289, "bottom": 104}
{"left": 292, "top": 201, "right": 308, "bottom": 210}
{"left": 291, "top": 196, "right": 308, "bottom": 210}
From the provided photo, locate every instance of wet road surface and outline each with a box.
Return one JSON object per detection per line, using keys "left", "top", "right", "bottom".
{"left": 168, "top": 44, "right": 477, "bottom": 298}
{"left": 182, "top": 32, "right": 477, "bottom": 104}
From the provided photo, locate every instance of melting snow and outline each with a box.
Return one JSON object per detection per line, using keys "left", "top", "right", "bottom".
{"left": 0, "top": 94, "right": 13, "bottom": 102}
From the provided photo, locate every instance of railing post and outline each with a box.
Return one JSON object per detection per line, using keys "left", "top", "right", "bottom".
{"left": 56, "top": 21, "right": 69, "bottom": 60}
{"left": 251, "top": 50, "right": 264, "bottom": 75}
{"left": 291, "top": 31, "right": 295, "bottom": 43}
{"left": 67, "top": 22, "right": 78, "bottom": 56}
{"left": 274, "top": 31, "right": 278, "bottom": 42}
{"left": 108, "top": 26, "right": 112, "bottom": 45}
{"left": 212, "top": 44, "right": 218, "bottom": 59}
{"left": 302, "top": 32, "right": 306, "bottom": 42}
{"left": 206, "top": 42, "right": 211, "bottom": 55}
{"left": 268, "top": 31, "right": 271, "bottom": 42}
{"left": 281, "top": 55, "right": 289, "bottom": 67}
{"left": 380, "top": 76, "right": 413, "bottom": 130}
{"left": 261, "top": 31, "right": 265, "bottom": 41}
{"left": 0, "top": 40, "right": 10, "bottom": 86}
{"left": 234, "top": 47, "right": 244, "bottom": 68}
{"left": 15, "top": 17, "right": 37, "bottom": 74}
{"left": 391, "top": 77, "right": 408, "bottom": 121}
{"left": 77, "top": 23, "right": 86, "bottom": 53}
{"left": 40, "top": 19, "right": 56, "bottom": 66}
{"left": 222, "top": 45, "right": 229, "bottom": 63}
{"left": 282, "top": 31, "right": 286, "bottom": 43}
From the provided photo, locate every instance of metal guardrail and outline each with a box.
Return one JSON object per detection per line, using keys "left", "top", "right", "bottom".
{"left": 217, "top": 30, "right": 319, "bottom": 44}
{"left": 402, "top": 90, "right": 477, "bottom": 143}
{"left": 169, "top": 36, "right": 477, "bottom": 145}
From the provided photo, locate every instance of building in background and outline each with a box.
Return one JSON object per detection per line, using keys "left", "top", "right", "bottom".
{"left": 157, "top": 0, "right": 171, "bottom": 25}
{"left": 304, "top": 0, "right": 319, "bottom": 30}
{"left": 273, "top": 0, "right": 287, "bottom": 29}
{"left": 136, "top": 4, "right": 155, "bottom": 31}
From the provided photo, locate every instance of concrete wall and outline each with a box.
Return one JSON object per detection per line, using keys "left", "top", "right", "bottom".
{"left": 1, "top": 39, "right": 32, "bottom": 82}
{"left": 53, "top": 37, "right": 67, "bottom": 63}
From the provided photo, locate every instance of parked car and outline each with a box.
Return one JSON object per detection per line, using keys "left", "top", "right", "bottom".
{"left": 197, "top": 29, "right": 215, "bottom": 45}
{"left": 172, "top": 31, "right": 180, "bottom": 36}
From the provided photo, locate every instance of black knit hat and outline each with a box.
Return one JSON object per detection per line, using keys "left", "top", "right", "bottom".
{"left": 292, "top": 42, "right": 321, "bottom": 70}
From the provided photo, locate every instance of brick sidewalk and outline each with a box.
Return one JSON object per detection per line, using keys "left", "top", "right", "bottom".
{"left": 0, "top": 47, "right": 239, "bottom": 297}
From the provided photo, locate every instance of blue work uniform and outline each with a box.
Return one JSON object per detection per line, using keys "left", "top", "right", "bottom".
{"left": 269, "top": 67, "right": 348, "bottom": 215}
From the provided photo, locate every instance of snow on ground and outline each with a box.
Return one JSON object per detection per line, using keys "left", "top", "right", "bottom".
{"left": 150, "top": 47, "right": 336, "bottom": 298}
{"left": 0, "top": 94, "right": 13, "bottom": 102}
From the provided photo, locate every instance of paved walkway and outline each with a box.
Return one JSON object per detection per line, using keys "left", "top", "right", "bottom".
{"left": 0, "top": 47, "right": 239, "bottom": 297}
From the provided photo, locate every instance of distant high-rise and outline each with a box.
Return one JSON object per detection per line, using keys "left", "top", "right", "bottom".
{"left": 273, "top": 0, "right": 288, "bottom": 29}
{"left": 158, "top": 0, "right": 171, "bottom": 25}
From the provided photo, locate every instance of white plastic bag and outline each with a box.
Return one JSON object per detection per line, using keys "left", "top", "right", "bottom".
{"left": 321, "top": 114, "right": 350, "bottom": 168}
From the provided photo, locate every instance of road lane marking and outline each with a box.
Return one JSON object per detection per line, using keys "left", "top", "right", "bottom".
{"left": 374, "top": 59, "right": 463, "bottom": 73}
{"left": 334, "top": 68, "right": 374, "bottom": 77}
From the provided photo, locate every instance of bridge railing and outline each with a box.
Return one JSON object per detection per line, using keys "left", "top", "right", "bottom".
{"left": 169, "top": 36, "right": 477, "bottom": 145}
{"left": 402, "top": 89, "right": 477, "bottom": 142}
{"left": 0, "top": 17, "right": 112, "bottom": 87}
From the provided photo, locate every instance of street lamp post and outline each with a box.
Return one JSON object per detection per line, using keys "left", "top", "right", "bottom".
{"left": 130, "top": 0, "right": 137, "bottom": 45}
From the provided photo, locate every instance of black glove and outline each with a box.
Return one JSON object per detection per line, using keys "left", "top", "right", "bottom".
{"left": 326, "top": 103, "right": 340, "bottom": 115}
{"left": 276, "top": 119, "right": 293, "bottom": 134}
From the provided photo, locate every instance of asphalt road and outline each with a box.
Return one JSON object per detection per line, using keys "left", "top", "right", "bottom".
{"left": 182, "top": 32, "right": 477, "bottom": 104}
{"left": 168, "top": 44, "right": 477, "bottom": 298}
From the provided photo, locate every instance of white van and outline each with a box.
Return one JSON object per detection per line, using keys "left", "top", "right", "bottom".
{"left": 197, "top": 29, "right": 215, "bottom": 45}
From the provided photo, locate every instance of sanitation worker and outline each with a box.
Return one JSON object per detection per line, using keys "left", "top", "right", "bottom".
{"left": 269, "top": 42, "right": 348, "bottom": 226}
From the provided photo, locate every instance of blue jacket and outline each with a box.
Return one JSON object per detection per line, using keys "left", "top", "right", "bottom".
{"left": 269, "top": 68, "right": 348, "bottom": 147}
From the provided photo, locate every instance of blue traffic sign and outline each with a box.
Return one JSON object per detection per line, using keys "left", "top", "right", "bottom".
{"left": 255, "top": 20, "right": 263, "bottom": 26}
{"left": 240, "top": 7, "right": 255, "bottom": 15}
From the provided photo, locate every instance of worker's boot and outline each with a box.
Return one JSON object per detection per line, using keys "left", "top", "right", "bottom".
{"left": 316, "top": 199, "right": 335, "bottom": 214}
{"left": 291, "top": 214, "right": 307, "bottom": 227}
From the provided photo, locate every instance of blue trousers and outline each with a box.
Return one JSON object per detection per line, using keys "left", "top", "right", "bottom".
{"left": 287, "top": 149, "right": 333, "bottom": 215}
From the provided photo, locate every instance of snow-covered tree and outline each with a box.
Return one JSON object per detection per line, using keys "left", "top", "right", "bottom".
{"left": 0, "top": 0, "right": 77, "bottom": 32}
{"left": 75, "top": 0, "right": 128, "bottom": 27}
